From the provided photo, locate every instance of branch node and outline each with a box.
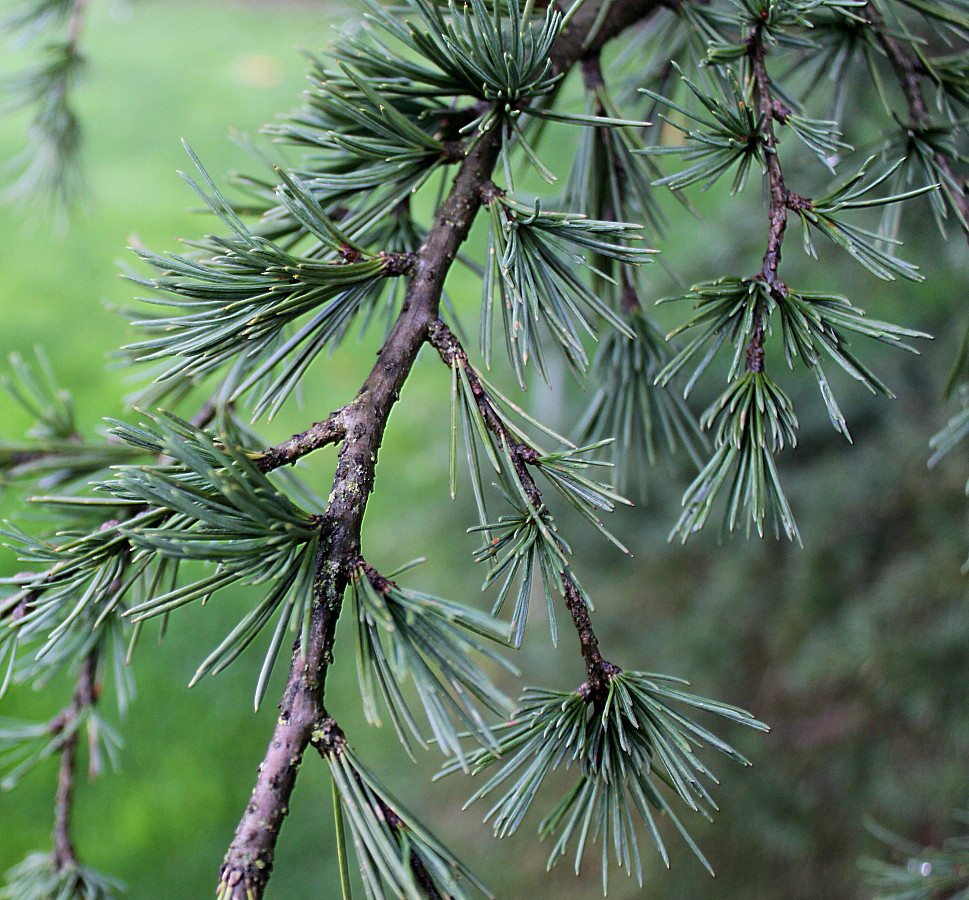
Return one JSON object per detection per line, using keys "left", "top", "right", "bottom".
{"left": 441, "top": 139, "right": 466, "bottom": 162}
{"left": 480, "top": 180, "right": 506, "bottom": 205}
{"left": 309, "top": 717, "right": 346, "bottom": 755}
{"left": 379, "top": 251, "right": 417, "bottom": 276}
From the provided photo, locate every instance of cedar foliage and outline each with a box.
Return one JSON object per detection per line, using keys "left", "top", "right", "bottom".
{"left": 0, "top": 0, "right": 967, "bottom": 897}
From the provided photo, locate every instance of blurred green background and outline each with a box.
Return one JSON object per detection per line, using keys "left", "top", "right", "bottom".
{"left": 1, "top": 1, "right": 968, "bottom": 898}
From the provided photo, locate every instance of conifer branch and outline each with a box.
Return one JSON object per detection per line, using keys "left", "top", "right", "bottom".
{"left": 218, "top": 125, "right": 505, "bottom": 900}
{"left": 3, "top": 0, "right": 91, "bottom": 209}
{"left": 2, "top": 0, "right": 966, "bottom": 895}
{"left": 865, "top": 2, "right": 969, "bottom": 240}
{"left": 218, "top": 4, "right": 669, "bottom": 894}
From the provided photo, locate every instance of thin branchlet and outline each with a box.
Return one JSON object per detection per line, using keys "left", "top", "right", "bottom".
{"left": 256, "top": 413, "right": 347, "bottom": 472}
{"left": 9, "top": 0, "right": 962, "bottom": 894}
{"left": 427, "top": 319, "right": 615, "bottom": 695}
{"left": 749, "top": 25, "right": 790, "bottom": 296}
{"left": 745, "top": 24, "right": 813, "bottom": 372}
{"left": 865, "top": 3, "right": 969, "bottom": 242}
{"left": 52, "top": 651, "right": 98, "bottom": 873}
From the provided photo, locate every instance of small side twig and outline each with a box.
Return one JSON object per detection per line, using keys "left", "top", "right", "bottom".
{"left": 427, "top": 319, "right": 616, "bottom": 696}
{"left": 744, "top": 23, "right": 795, "bottom": 373}
{"left": 749, "top": 25, "right": 789, "bottom": 295}
{"left": 257, "top": 413, "right": 347, "bottom": 472}
{"left": 51, "top": 650, "right": 98, "bottom": 873}
{"left": 864, "top": 3, "right": 969, "bottom": 241}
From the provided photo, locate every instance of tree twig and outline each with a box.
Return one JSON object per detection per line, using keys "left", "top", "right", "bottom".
{"left": 866, "top": 3, "right": 969, "bottom": 241}
{"left": 426, "top": 319, "right": 616, "bottom": 695}
{"left": 66, "top": 0, "right": 89, "bottom": 48}
{"left": 257, "top": 412, "right": 346, "bottom": 472}
{"left": 51, "top": 651, "right": 98, "bottom": 873}
{"left": 746, "top": 23, "right": 794, "bottom": 372}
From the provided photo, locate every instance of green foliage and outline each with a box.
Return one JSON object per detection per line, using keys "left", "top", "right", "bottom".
{"left": 104, "top": 413, "right": 321, "bottom": 708}
{"left": 2, "top": 0, "right": 86, "bottom": 210}
{"left": 0, "top": 709, "right": 120, "bottom": 792}
{"left": 578, "top": 311, "right": 706, "bottom": 496}
{"left": 641, "top": 70, "right": 766, "bottom": 193}
{"left": 343, "top": 0, "right": 561, "bottom": 107}
{"left": 446, "top": 350, "right": 630, "bottom": 644}
{"left": 449, "top": 672, "right": 767, "bottom": 891}
{"left": 481, "top": 193, "right": 650, "bottom": 383}
{"left": 783, "top": 113, "right": 851, "bottom": 173}
{"left": 265, "top": 56, "right": 451, "bottom": 245}
{"left": 0, "top": 355, "right": 144, "bottom": 706}
{"left": 0, "top": 0, "right": 967, "bottom": 895}
{"left": 531, "top": 442, "right": 632, "bottom": 547}
{"left": 676, "top": 369, "right": 800, "bottom": 540}
{"left": 125, "top": 152, "right": 396, "bottom": 418}
{"left": 790, "top": 160, "right": 935, "bottom": 281}
{"left": 1, "top": 522, "right": 140, "bottom": 698}
{"left": 3, "top": 0, "right": 75, "bottom": 35}
{"left": 349, "top": 560, "right": 514, "bottom": 764}
{"left": 274, "top": 61, "right": 450, "bottom": 195}
{"left": 881, "top": 123, "right": 969, "bottom": 237}
{"left": 864, "top": 814, "right": 969, "bottom": 899}
{"left": 564, "top": 81, "right": 666, "bottom": 234}
{"left": 472, "top": 492, "right": 571, "bottom": 647}
{"left": 930, "top": 392, "right": 969, "bottom": 479}
{"left": 654, "top": 257, "right": 928, "bottom": 535}
{"left": 0, "top": 350, "right": 142, "bottom": 489}
{"left": 0, "top": 852, "right": 121, "bottom": 900}
{"left": 447, "top": 352, "right": 571, "bottom": 512}
{"left": 327, "top": 747, "right": 490, "bottom": 900}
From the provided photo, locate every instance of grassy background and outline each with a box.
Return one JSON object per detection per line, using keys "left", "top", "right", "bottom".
{"left": 1, "top": 2, "right": 969, "bottom": 898}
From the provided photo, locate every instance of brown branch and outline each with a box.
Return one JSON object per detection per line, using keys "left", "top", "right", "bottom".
{"left": 189, "top": 398, "right": 221, "bottom": 431}
{"left": 256, "top": 412, "right": 346, "bottom": 472}
{"left": 51, "top": 651, "right": 98, "bottom": 873}
{"left": 581, "top": 53, "right": 607, "bottom": 95}
{"left": 749, "top": 25, "right": 788, "bottom": 294}
{"left": 350, "top": 556, "right": 395, "bottom": 594}
{"left": 66, "top": 0, "right": 89, "bottom": 48}
{"left": 219, "top": 3, "right": 669, "bottom": 896}
{"left": 745, "top": 24, "right": 790, "bottom": 373}
{"left": 866, "top": 3, "right": 969, "bottom": 242}
{"left": 620, "top": 270, "right": 642, "bottom": 314}
{"left": 426, "top": 319, "right": 615, "bottom": 696}
{"left": 551, "top": 0, "right": 671, "bottom": 74}
{"left": 1, "top": 449, "right": 53, "bottom": 470}
{"left": 218, "top": 124, "right": 504, "bottom": 900}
